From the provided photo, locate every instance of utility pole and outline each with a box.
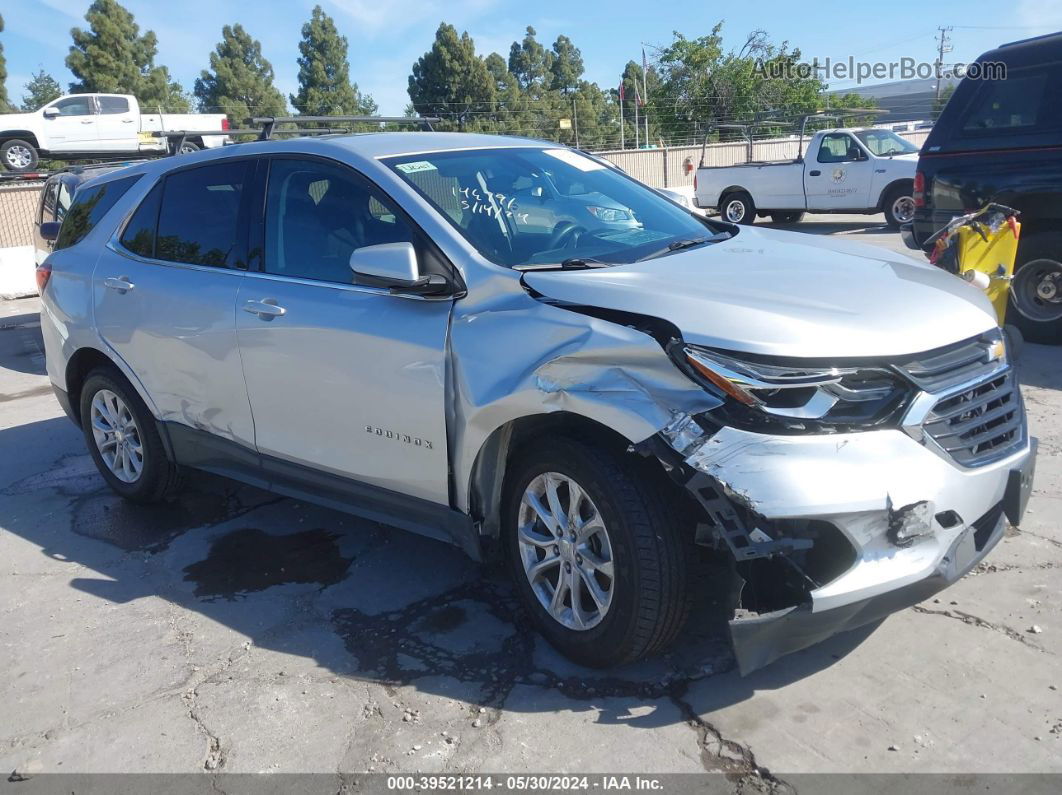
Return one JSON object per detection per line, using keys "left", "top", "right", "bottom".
{"left": 934, "top": 26, "right": 954, "bottom": 104}
{"left": 572, "top": 97, "right": 580, "bottom": 149}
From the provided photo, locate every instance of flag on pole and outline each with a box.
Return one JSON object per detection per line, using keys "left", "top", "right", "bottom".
{"left": 618, "top": 81, "right": 625, "bottom": 102}
{"left": 634, "top": 84, "right": 642, "bottom": 107}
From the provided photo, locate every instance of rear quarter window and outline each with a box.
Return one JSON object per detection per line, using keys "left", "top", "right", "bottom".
{"left": 54, "top": 175, "right": 140, "bottom": 250}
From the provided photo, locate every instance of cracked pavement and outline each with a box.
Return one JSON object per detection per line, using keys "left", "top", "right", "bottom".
{"left": 2, "top": 222, "right": 1061, "bottom": 783}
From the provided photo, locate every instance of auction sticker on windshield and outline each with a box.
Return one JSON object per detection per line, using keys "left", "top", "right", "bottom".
{"left": 395, "top": 161, "right": 438, "bottom": 174}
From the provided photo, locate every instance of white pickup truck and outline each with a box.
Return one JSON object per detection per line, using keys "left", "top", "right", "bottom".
{"left": 694, "top": 126, "right": 919, "bottom": 228}
{"left": 0, "top": 93, "right": 229, "bottom": 172}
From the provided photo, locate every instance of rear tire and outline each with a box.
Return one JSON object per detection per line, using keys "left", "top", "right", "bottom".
{"left": 79, "top": 368, "right": 183, "bottom": 503}
{"left": 171, "top": 140, "right": 201, "bottom": 155}
{"left": 1, "top": 139, "right": 39, "bottom": 173}
{"left": 1008, "top": 231, "right": 1062, "bottom": 344}
{"left": 883, "top": 184, "right": 915, "bottom": 229}
{"left": 720, "top": 191, "right": 756, "bottom": 225}
{"left": 504, "top": 437, "right": 691, "bottom": 667}
{"left": 770, "top": 211, "right": 805, "bottom": 224}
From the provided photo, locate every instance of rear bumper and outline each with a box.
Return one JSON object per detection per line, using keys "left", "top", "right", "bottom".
{"left": 51, "top": 384, "right": 77, "bottom": 425}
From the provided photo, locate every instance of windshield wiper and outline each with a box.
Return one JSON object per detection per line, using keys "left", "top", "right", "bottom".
{"left": 636, "top": 233, "right": 730, "bottom": 262}
{"left": 514, "top": 257, "right": 612, "bottom": 271}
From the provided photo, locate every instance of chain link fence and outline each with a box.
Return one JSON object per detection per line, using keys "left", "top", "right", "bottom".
{"left": 0, "top": 182, "right": 43, "bottom": 248}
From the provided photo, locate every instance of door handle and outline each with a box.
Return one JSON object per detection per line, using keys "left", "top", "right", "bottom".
{"left": 103, "top": 276, "right": 135, "bottom": 293}
{"left": 242, "top": 299, "right": 286, "bottom": 320}
{"left": 808, "top": 170, "right": 821, "bottom": 176}
{"left": 121, "top": 119, "right": 135, "bottom": 123}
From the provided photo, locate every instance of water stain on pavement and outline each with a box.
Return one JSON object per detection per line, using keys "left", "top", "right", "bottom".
{"left": 70, "top": 473, "right": 278, "bottom": 552}
{"left": 332, "top": 576, "right": 735, "bottom": 707}
{"left": 184, "top": 527, "right": 353, "bottom": 599}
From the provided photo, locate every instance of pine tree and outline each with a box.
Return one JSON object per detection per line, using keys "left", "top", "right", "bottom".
{"left": 0, "top": 14, "right": 9, "bottom": 112}
{"left": 408, "top": 23, "right": 495, "bottom": 130}
{"left": 508, "top": 27, "right": 552, "bottom": 92}
{"left": 194, "top": 24, "right": 287, "bottom": 126}
{"left": 66, "top": 0, "right": 188, "bottom": 110}
{"left": 291, "top": 5, "right": 376, "bottom": 117}
{"left": 549, "top": 35, "right": 583, "bottom": 95}
{"left": 21, "top": 70, "right": 63, "bottom": 111}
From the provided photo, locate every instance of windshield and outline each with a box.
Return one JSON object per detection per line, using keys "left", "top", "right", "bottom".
{"left": 384, "top": 147, "right": 725, "bottom": 268}
{"left": 853, "top": 129, "right": 920, "bottom": 156}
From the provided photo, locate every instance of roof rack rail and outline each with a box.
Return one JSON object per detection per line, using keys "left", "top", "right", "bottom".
{"left": 153, "top": 114, "right": 443, "bottom": 155}
{"left": 250, "top": 115, "right": 441, "bottom": 139}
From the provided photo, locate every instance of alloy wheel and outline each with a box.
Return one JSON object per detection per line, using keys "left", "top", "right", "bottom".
{"left": 89, "top": 389, "right": 145, "bottom": 483}
{"left": 5, "top": 145, "right": 32, "bottom": 170}
{"left": 516, "top": 472, "right": 615, "bottom": 631}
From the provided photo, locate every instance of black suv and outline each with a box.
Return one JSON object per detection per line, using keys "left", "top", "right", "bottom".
{"left": 908, "top": 32, "right": 1062, "bottom": 344}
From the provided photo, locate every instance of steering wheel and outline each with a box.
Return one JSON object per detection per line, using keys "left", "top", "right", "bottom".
{"left": 548, "top": 221, "right": 588, "bottom": 250}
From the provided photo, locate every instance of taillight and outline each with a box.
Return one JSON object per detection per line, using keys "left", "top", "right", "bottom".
{"left": 36, "top": 263, "right": 52, "bottom": 293}
{"left": 222, "top": 117, "right": 231, "bottom": 131}
{"left": 913, "top": 171, "right": 925, "bottom": 208}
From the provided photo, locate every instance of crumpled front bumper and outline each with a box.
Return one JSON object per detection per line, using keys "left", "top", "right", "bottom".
{"left": 674, "top": 423, "right": 1036, "bottom": 674}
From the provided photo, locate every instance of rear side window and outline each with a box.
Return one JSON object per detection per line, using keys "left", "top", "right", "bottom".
{"left": 54, "top": 175, "right": 140, "bottom": 250}
{"left": 40, "top": 180, "right": 59, "bottom": 223}
{"left": 119, "top": 183, "right": 163, "bottom": 258}
{"left": 958, "top": 63, "right": 1062, "bottom": 137}
{"left": 98, "top": 96, "right": 130, "bottom": 115}
{"left": 156, "top": 161, "right": 253, "bottom": 268}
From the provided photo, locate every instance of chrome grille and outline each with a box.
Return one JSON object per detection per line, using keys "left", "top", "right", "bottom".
{"left": 900, "top": 333, "right": 1025, "bottom": 467}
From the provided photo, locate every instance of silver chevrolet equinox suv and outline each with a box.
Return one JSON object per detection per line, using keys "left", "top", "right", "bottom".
{"left": 38, "top": 132, "right": 1037, "bottom": 674}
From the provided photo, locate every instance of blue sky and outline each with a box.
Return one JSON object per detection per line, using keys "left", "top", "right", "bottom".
{"left": 5, "top": 0, "right": 1062, "bottom": 114}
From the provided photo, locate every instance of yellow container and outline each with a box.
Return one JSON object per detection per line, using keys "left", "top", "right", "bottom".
{"left": 956, "top": 220, "right": 1021, "bottom": 324}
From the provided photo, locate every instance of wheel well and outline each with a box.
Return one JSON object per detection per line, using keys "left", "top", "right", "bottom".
{"left": 719, "top": 186, "right": 750, "bottom": 202}
{"left": 0, "top": 131, "right": 41, "bottom": 149}
{"left": 64, "top": 348, "right": 120, "bottom": 426}
{"left": 877, "top": 178, "right": 913, "bottom": 211}
{"left": 467, "top": 412, "right": 675, "bottom": 542}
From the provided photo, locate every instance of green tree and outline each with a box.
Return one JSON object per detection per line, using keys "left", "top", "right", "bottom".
{"left": 933, "top": 84, "right": 955, "bottom": 118}
{"left": 21, "top": 70, "right": 63, "bottom": 111}
{"left": 291, "top": 5, "right": 377, "bottom": 117}
{"left": 66, "top": 0, "right": 188, "bottom": 110}
{"left": 408, "top": 23, "right": 495, "bottom": 130}
{"left": 194, "top": 24, "right": 287, "bottom": 126}
{"left": 0, "top": 15, "right": 10, "bottom": 111}
{"left": 508, "top": 26, "right": 552, "bottom": 92}
{"left": 549, "top": 35, "right": 583, "bottom": 95}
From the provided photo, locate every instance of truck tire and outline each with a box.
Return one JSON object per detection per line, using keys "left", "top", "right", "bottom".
{"left": 79, "top": 368, "right": 184, "bottom": 503}
{"left": 770, "top": 212, "right": 805, "bottom": 224}
{"left": 1008, "top": 231, "right": 1062, "bottom": 345}
{"left": 171, "top": 140, "right": 201, "bottom": 155}
{"left": 504, "top": 437, "right": 691, "bottom": 667}
{"left": 1, "top": 139, "right": 39, "bottom": 172}
{"left": 720, "top": 191, "right": 755, "bottom": 225}
{"left": 883, "top": 184, "right": 915, "bottom": 229}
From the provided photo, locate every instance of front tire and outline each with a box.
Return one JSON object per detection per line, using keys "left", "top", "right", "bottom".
{"left": 720, "top": 191, "right": 756, "bottom": 225}
{"left": 2, "top": 139, "right": 39, "bottom": 172}
{"left": 1009, "top": 231, "right": 1062, "bottom": 344}
{"left": 504, "top": 437, "right": 690, "bottom": 667}
{"left": 79, "top": 369, "right": 183, "bottom": 502}
{"left": 171, "top": 140, "right": 201, "bottom": 155}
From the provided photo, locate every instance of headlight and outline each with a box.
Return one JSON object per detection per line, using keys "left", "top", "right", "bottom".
{"left": 681, "top": 346, "right": 909, "bottom": 428}
{"left": 586, "top": 205, "right": 633, "bottom": 222}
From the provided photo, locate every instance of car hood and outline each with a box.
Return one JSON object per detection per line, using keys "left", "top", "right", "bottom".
{"left": 522, "top": 226, "right": 997, "bottom": 359}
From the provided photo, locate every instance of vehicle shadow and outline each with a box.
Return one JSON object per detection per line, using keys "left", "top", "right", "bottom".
{"left": 782, "top": 218, "right": 894, "bottom": 235}
{"left": 0, "top": 311, "right": 46, "bottom": 377}
{"left": 0, "top": 415, "right": 873, "bottom": 731}
{"left": 1016, "top": 342, "right": 1062, "bottom": 391}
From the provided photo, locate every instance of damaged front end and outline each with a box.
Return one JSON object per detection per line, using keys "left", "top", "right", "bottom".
{"left": 642, "top": 330, "right": 1036, "bottom": 675}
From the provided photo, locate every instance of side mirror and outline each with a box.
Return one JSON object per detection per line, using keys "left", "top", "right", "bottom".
{"left": 39, "top": 221, "right": 61, "bottom": 242}
{"left": 349, "top": 242, "right": 449, "bottom": 296}
{"left": 43, "top": 107, "right": 60, "bottom": 119}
